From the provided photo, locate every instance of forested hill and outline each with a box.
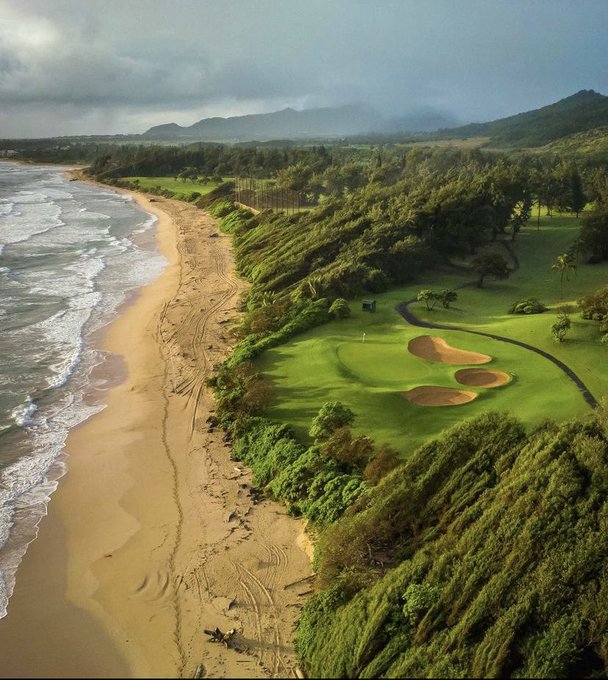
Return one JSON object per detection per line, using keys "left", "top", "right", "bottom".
{"left": 441, "top": 89, "right": 608, "bottom": 148}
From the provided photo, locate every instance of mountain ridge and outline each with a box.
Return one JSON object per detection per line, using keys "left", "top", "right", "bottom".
{"left": 144, "top": 104, "right": 384, "bottom": 141}
{"left": 438, "top": 89, "right": 608, "bottom": 147}
{"left": 143, "top": 89, "right": 608, "bottom": 148}
{"left": 143, "top": 104, "right": 457, "bottom": 141}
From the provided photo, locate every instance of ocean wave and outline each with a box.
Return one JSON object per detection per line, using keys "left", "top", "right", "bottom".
{"left": 0, "top": 200, "right": 64, "bottom": 246}
{"left": 10, "top": 397, "right": 38, "bottom": 427}
{"left": 78, "top": 210, "right": 112, "bottom": 220}
{"left": 0, "top": 451, "right": 67, "bottom": 619}
{"left": 10, "top": 191, "right": 49, "bottom": 205}
{"left": 0, "top": 163, "right": 168, "bottom": 619}
{"left": 42, "top": 188, "right": 73, "bottom": 201}
{"left": 31, "top": 293, "right": 102, "bottom": 390}
{"left": 132, "top": 213, "right": 159, "bottom": 234}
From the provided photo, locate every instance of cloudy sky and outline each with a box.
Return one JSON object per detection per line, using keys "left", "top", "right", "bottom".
{"left": 1, "top": 0, "right": 607, "bottom": 137}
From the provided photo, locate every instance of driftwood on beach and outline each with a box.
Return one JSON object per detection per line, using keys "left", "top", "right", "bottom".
{"left": 204, "top": 626, "right": 237, "bottom": 648}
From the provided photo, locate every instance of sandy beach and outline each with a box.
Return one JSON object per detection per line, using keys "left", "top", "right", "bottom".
{"left": 0, "top": 185, "right": 312, "bottom": 678}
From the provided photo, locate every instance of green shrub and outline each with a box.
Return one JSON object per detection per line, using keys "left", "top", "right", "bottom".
{"left": 509, "top": 297, "right": 548, "bottom": 314}
{"left": 232, "top": 419, "right": 306, "bottom": 488}
{"left": 226, "top": 298, "right": 331, "bottom": 367}
{"left": 329, "top": 297, "right": 351, "bottom": 319}
{"left": 552, "top": 312, "right": 571, "bottom": 342}
{"left": 309, "top": 402, "right": 355, "bottom": 441}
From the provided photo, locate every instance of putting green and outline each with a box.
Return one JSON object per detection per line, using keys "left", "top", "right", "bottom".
{"left": 257, "top": 209, "right": 604, "bottom": 455}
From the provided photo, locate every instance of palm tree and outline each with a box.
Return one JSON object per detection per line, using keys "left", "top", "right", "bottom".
{"left": 551, "top": 253, "right": 577, "bottom": 299}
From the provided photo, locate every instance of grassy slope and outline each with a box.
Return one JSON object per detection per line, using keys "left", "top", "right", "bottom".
{"left": 535, "top": 126, "right": 608, "bottom": 156}
{"left": 258, "top": 210, "right": 608, "bottom": 454}
{"left": 125, "top": 176, "right": 227, "bottom": 197}
{"left": 299, "top": 412, "right": 608, "bottom": 679}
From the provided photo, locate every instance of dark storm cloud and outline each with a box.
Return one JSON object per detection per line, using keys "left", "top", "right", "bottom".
{"left": 1, "top": 0, "right": 608, "bottom": 137}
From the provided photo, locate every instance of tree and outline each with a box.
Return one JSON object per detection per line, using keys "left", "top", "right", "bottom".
{"left": 509, "top": 194, "right": 532, "bottom": 241}
{"left": 321, "top": 426, "right": 374, "bottom": 470}
{"left": 275, "top": 162, "right": 313, "bottom": 192}
{"left": 417, "top": 289, "right": 439, "bottom": 311}
{"left": 471, "top": 252, "right": 510, "bottom": 288}
{"left": 438, "top": 289, "right": 458, "bottom": 309}
{"left": 363, "top": 444, "right": 400, "bottom": 485}
{"left": 309, "top": 402, "right": 355, "bottom": 441}
{"left": 329, "top": 298, "right": 351, "bottom": 319}
{"left": 580, "top": 285, "right": 608, "bottom": 320}
{"left": 551, "top": 313, "right": 571, "bottom": 342}
{"left": 551, "top": 253, "right": 577, "bottom": 299}
{"left": 570, "top": 167, "right": 586, "bottom": 217}
{"left": 579, "top": 205, "right": 608, "bottom": 262}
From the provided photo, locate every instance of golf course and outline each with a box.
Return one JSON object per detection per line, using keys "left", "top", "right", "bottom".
{"left": 258, "top": 209, "right": 608, "bottom": 453}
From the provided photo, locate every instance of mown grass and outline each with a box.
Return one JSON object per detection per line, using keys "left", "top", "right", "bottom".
{"left": 124, "top": 176, "right": 229, "bottom": 199}
{"left": 258, "top": 209, "right": 608, "bottom": 454}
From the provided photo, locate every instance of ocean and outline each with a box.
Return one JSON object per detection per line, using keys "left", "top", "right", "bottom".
{"left": 0, "top": 162, "right": 166, "bottom": 618}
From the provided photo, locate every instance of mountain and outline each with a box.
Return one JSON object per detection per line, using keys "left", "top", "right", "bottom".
{"left": 387, "top": 109, "right": 459, "bottom": 133}
{"left": 144, "top": 105, "right": 384, "bottom": 141}
{"left": 144, "top": 90, "right": 608, "bottom": 147}
{"left": 440, "top": 89, "right": 608, "bottom": 147}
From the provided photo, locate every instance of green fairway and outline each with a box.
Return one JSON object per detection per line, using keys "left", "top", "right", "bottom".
{"left": 125, "top": 176, "right": 228, "bottom": 199}
{"left": 258, "top": 209, "right": 608, "bottom": 455}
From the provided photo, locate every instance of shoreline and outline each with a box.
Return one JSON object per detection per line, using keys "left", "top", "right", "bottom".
{"left": 0, "top": 174, "right": 312, "bottom": 677}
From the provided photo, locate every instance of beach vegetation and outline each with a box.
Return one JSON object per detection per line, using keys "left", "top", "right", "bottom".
{"left": 296, "top": 411, "right": 608, "bottom": 679}
{"left": 309, "top": 402, "right": 355, "bottom": 441}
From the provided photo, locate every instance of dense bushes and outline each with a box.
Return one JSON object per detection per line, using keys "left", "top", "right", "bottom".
{"left": 509, "top": 296, "right": 548, "bottom": 314}
{"left": 225, "top": 406, "right": 393, "bottom": 525}
{"left": 580, "top": 285, "right": 608, "bottom": 320}
{"left": 580, "top": 285, "right": 608, "bottom": 342}
{"left": 297, "top": 411, "right": 608, "bottom": 679}
{"left": 329, "top": 298, "right": 351, "bottom": 319}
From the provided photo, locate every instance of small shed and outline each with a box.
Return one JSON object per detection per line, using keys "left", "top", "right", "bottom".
{"left": 362, "top": 298, "right": 377, "bottom": 313}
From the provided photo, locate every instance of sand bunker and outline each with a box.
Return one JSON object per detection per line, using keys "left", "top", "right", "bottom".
{"left": 402, "top": 385, "right": 478, "bottom": 407}
{"left": 455, "top": 368, "right": 511, "bottom": 388}
{"left": 408, "top": 335, "right": 491, "bottom": 365}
